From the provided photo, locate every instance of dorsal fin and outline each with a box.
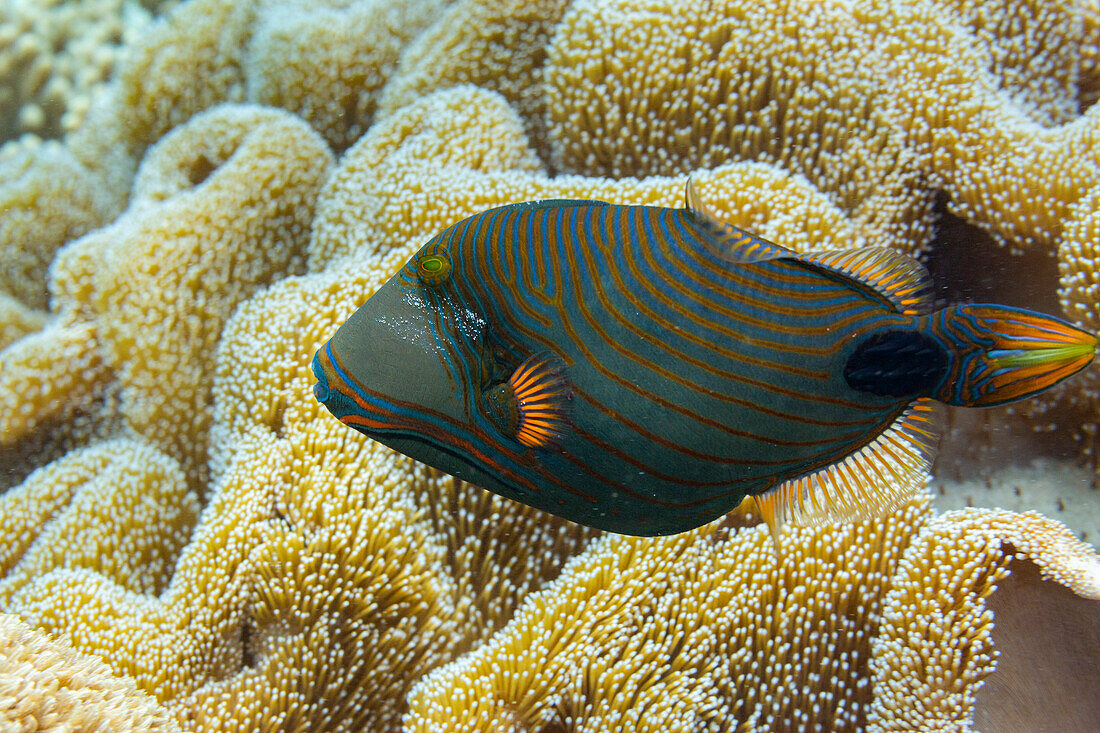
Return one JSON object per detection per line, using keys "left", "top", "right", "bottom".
{"left": 685, "top": 175, "right": 720, "bottom": 223}
{"left": 685, "top": 177, "right": 796, "bottom": 263}
{"left": 684, "top": 177, "right": 934, "bottom": 313}
{"left": 504, "top": 198, "right": 611, "bottom": 215}
{"left": 752, "top": 398, "right": 941, "bottom": 544}
{"left": 799, "top": 248, "right": 934, "bottom": 315}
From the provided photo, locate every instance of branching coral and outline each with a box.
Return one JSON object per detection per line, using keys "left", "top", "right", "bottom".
{"left": 0, "top": 614, "right": 179, "bottom": 732}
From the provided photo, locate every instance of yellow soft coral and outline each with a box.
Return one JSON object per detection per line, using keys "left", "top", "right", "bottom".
{"left": 864, "top": 0, "right": 1100, "bottom": 249}
{"left": 4, "top": 428, "right": 436, "bottom": 727}
{"left": 308, "top": 85, "right": 544, "bottom": 267}
{"left": 0, "top": 320, "right": 109, "bottom": 450}
{"left": 1013, "top": 183, "right": 1100, "bottom": 456}
{"left": 936, "top": 0, "right": 1090, "bottom": 126}
{"left": 115, "top": 0, "right": 443, "bottom": 154}
{"left": 0, "top": 141, "right": 121, "bottom": 309}
{"left": 0, "top": 0, "right": 168, "bottom": 141}
{"left": 115, "top": 0, "right": 254, "bottom": 150}
{"left": 0, "top": 614, "right": 179, "bottom": 732}
{"left": 541, "top": 0, "right": 1100, "bottom": 252}
{"left": 0, "top": 439, "right": 197, "bottom": 604}
{"left": 868, "top": 508, "right": 1100, "bottom": 731}
{"left": 1059, "top": 184, "right": 1100, "bottom": 351}
{"left": 246, "top": 0, "right": 443, "bottom": 151}
{"left": 405, "top": 499, "right": 930, "bottom": 732}
{"left": 4, "top": 256, "right": 596, "bottom": 729}
{"left": 2, "top": 4, "right": 1099, "bottom": 727}
{"left": 37, "top": 103, "right": 332, "bottom": 483}
{"left": 541, "top": 0, "right": 933, "bottom": 253}
{"left": 310, "top": 86, "right": 871, "bottom": 270}
{"left": 379, "top": 0, "right": 574, "bottom": 155}
{"left": 405, "top": 501, "right": 1100, "bottom": 732}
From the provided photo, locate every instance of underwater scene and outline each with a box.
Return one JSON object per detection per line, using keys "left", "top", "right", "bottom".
{"left": 1, "top": 0, "right": 1099, "bottom": 730}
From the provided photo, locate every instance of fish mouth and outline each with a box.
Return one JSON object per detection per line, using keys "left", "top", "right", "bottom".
{"left": 310, "top": 352, "right": 331, "bottom": 403}
{"left": 311, "top": 344, "right": 468, "bottom": 448}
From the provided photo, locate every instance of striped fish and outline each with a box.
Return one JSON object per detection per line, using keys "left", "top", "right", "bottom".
{"left": 311, "top": 181, "right": 1097, "bottom": 541}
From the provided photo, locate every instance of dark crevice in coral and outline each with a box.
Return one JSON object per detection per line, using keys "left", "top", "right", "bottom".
{"left": 272, "top": 503, "right": 293, "bottom": 532}
{"left": 973, "top": 558, "right": 1100, "bottom": 732}
{"left": 240, "top": 614, "right": 256, "bottom": 669}
{"left": 185, "top": 154, "right": 218, "bottom": 186}
{"left": 0, "top": 404, "right": 109, "bottom": 494}
{"left": 921, "top": 192, "right": 1061, "bottom": 315}
{"left": 269, "top": 398, "right": 287, "bottom": 440}
{"left": 923, "top": 191, "right": 1083, "bottom": 478}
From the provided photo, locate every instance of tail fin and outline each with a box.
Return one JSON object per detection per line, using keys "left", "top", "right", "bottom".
{"left": 927, "top": 304, "right": 1096, "bottom": 407}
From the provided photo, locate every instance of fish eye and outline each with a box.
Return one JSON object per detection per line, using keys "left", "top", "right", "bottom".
{"left": 415, "top": 252, "right": 452, "bottom": 286}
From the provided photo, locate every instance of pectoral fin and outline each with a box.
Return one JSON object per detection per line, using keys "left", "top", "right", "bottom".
{"left": 484, "top": 351, "right": 572, "bottom": 449}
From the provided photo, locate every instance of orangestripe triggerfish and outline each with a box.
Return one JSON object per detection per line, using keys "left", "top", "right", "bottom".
{"left": 312, "top": 181, "right": 1097, "bottom": 541}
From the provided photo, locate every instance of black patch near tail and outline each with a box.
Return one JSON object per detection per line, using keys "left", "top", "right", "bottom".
{"left": 844, "top": 329, "right": 948, "bottom": 398}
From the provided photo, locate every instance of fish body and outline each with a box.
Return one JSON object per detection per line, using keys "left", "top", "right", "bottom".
{"left": 312, "top": 184, "right": 1096, "bottom": 537}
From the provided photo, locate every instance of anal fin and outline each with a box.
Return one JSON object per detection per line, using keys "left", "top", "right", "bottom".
{"left": 753, "top": 399, "right": 942, "bottom": 537}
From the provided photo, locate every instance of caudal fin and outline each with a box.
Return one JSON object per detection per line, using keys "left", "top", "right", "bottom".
{"left": 928, "top": 304, "right": 1096, "bottom": 407}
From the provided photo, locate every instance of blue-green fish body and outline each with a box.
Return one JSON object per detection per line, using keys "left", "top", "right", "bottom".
{"left": 312, "top": 184, "right": 1096, "bottom": 537}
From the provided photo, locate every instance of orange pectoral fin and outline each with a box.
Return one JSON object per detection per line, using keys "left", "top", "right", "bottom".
{"left": 509, "top": 351, "right": 573, "bottom": 449}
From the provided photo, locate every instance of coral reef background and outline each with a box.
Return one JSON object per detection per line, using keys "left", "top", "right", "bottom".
{"left": 1, "top": 0, "right": 1100, "bottom": 730}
